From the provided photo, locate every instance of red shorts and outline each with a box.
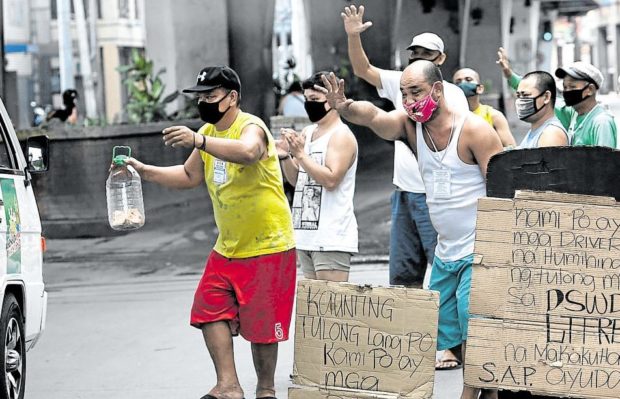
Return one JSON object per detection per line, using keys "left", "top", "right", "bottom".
{"left": 190, "top": 248, "right": 296, "bottom": 343}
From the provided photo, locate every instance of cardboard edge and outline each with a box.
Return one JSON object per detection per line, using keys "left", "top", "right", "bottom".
{"left": 515, "top": 190, "right": 617, "bottom": 206}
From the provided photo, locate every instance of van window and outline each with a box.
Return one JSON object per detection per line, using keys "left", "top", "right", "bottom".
{"left": 0, "top": 119, "right": 16, "bottom": 170}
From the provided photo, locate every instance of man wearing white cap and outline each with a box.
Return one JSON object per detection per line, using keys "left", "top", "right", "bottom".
{"left": 497, "top": 49, "right": 616, "bottom": 147}
{"left": 342, "top": 4, "right": 468, "bottom": 372}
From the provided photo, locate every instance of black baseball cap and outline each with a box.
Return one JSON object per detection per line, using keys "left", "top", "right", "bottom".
{"left": 182, "top": 66, "right": 241, "bottom": 93}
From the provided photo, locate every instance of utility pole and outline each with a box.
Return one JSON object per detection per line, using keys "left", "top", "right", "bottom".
{"left": 0, "top": 0, "right": 5, "bottom": 100}
{"left": 57, "top": 0, "right": 75, "bottom": 91}
{"left": 88, "top": 0, "right": 104, "bottom": 118}
{"left": 73, "top": 0, "right": 96, "bottom": 118}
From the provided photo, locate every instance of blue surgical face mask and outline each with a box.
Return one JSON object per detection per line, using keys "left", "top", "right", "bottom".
{"left": 457, "top": 82, "right": 479, "bottom": 98}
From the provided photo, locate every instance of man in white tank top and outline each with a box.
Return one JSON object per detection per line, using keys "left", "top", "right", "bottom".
{"left": 318, "top": 61, "right": 503, "bottom": 399}
{"left": 277, "top": 71, "right": 359, "bottom": 282}
{"left": 342, "top": 5, "right": 469, "bottom": 371}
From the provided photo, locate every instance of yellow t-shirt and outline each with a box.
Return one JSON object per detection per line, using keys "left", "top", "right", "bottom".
{"left": 198, "top": 111, "right": 295, "bottom": 258}
{"left": 473, "top": 104, "right": 494, "bottom": 127}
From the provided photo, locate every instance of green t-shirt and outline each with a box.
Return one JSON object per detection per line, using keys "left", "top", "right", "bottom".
{"left": 508, "top": 73, "right": 617, "bottom": 147}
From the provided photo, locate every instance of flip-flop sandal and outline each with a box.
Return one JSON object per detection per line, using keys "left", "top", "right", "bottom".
{"left": 435, "top": 358, "right": 462, "bottom": 371}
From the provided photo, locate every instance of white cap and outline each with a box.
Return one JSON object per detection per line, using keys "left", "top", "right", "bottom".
{"left": 407, "top": 32, "right": 445, "bottom": 53}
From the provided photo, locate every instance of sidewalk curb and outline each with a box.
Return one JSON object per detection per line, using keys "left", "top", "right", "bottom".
{"left": 351, "top": 254, "right": 389, "bottom": 265}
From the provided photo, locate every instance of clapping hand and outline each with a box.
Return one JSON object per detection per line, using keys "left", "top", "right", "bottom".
{"left": 275, "top": 133, "right": 291, "bottom": 159}
{"left": 282, "top": 129, "right": 305, "bottom": 159}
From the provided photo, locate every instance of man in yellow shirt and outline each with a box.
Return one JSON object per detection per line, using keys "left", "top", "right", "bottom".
{"left": 453, "top": 68, "right": 516, "bottom": 148}
{"left": 127, "top": 66, "right": 295, "bottom": 399}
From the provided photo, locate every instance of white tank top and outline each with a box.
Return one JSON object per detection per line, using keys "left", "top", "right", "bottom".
{"left": 416, "top": 114, "right": 486, "bottom": 261}
{"left": 292, "top": 125, "right": 358, "bottom": 252}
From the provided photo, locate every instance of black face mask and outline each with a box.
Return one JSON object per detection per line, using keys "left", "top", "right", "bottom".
{"left": 408, "top": 53, "right": 441, "bottom": 65}
{"left": 563, "top": 85, "right": 590, "bottom": 106}
{"left": 198, "top": 93, "right": 231, "bottom": 124}
{"left": 515, "top": 91, "right": 546, "bottom": 121}
{"left": 304, "top": 100, "right": 330, "bottom": 122}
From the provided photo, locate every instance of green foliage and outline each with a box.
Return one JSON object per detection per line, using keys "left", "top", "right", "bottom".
{"left": 84, "top": 117, "right": 108, "bottom": 127}
{"left": 117, "top": 49, "right": 180, "bottom": 123}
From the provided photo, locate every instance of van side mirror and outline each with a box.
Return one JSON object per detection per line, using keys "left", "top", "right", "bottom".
{"left": 26, "top": 135, "right": 49, "bottom": 173}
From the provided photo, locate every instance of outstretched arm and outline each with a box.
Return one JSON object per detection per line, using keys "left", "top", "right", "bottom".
{"left": 342, "top": 5, "right": 385, "bottom": 89}
{"left": 162, "top": 124, "right": 267, "bottom": 165}
{"left": 496, "top": 47, "right": 521, "bottom": 90}
{"left": 125, "top": 150, "right": 205, "bottom": 190}
{"left": 318, "top": 73, "right": 407, "bottom": 140}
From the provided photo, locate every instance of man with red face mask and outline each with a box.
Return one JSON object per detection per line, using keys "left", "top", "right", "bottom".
{"left": 319, "top": 61, "right": 503, "bottom": 399}
{"left": 342, "top": 4, "right": 469, "bottom": 371}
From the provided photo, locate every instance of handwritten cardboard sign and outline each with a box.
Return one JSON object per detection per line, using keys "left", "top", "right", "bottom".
{"left": 288, "top": 386, "right": 398, "bottom": 399}
{"left": 292, "top": 280, "right": 439, "bottom": 398}
{"left": 465, "top": 191, "right": 620, "bottom": 398}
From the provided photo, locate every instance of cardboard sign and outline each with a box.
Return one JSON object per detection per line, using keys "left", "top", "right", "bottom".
{"left": 292, "top": 280, "right": 439, "bottom": 398}
{"left": 288, "top": 386, "right": 398, "bottom": 399}
{"left": 465, "top": 191, "right": 620, "bottom": 398}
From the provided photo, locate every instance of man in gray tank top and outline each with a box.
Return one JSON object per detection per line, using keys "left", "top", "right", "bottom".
{"left": 516, "top": 71, "right": 568, "bottom": 148}
{"left": 318, "top": 61, "right": 504, "bottom": 399}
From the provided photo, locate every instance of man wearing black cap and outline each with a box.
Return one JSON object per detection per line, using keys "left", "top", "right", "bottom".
{"left": 126, "top": 66, "right": 296, "bottom": 399}
{"left": 497, "top": 49, "right": 617, "bottom": 148}
{"left": 554, "top": 61, "right": 617, "bottom": 147}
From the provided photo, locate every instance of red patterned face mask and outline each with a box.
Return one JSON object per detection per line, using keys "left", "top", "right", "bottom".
{"left": 403, "top": 82, "right": 439, "bottom": 123}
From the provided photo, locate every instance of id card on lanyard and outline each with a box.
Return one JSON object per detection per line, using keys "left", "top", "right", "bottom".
{"left": 433, "top": 167, "right": 451, "bottom": 198}
{"left": 213, "top": 158, "right": 228, "bottom": 185}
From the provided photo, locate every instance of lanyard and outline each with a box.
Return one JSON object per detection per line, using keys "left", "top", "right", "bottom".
{"left": 424, "top": 113, "right": 456, "bottom": 166}
{"left": 570, "top": 104, "right": 599, "bottom": 136}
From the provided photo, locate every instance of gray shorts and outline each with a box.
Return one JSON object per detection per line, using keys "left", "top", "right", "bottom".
{"left": 298, "top": 250, "right": 352, "bottom": 275}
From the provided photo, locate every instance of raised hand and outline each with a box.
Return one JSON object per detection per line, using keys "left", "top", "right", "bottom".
{"left": 341, "top": 5, "right": 373, "bottom": 35}
{"left": 496, "top": 47, "right": 513, "bottom": 78}
{"left": 317, "top": 73, "right": 354, "bottom": 113}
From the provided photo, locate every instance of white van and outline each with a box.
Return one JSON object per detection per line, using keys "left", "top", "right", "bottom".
{"left": 0, "top": 99, "right": 48, "bottom": 399}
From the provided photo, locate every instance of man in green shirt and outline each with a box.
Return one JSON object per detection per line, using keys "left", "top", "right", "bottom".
{"left": 497, "top": 48, "right": 617, "bottom": 148}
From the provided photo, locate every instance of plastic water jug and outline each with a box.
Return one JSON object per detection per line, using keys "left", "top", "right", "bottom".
{"left": 106, "top": 146, "right": 145, "bottom": 230}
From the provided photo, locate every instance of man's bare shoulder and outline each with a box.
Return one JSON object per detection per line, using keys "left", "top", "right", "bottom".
{"left": 463, "top": 111, "right": 496, "bottom": 137}
{"left": 331, "top": 123, "right": 358, "bottom": 144}
{"left": 489, "top": 107, "right": 508, "bottom": 121}
{"left": 540, "top": 125, "right": 569, "bottom": 146}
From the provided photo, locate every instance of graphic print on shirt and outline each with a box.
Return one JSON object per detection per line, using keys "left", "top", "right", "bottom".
{"left": 292, "top": 152, "right": 323, "bottom": 230}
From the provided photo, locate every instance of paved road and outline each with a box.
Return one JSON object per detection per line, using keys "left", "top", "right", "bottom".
{"left": 27, "top": 265, "right": 463, "bottom": 399}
